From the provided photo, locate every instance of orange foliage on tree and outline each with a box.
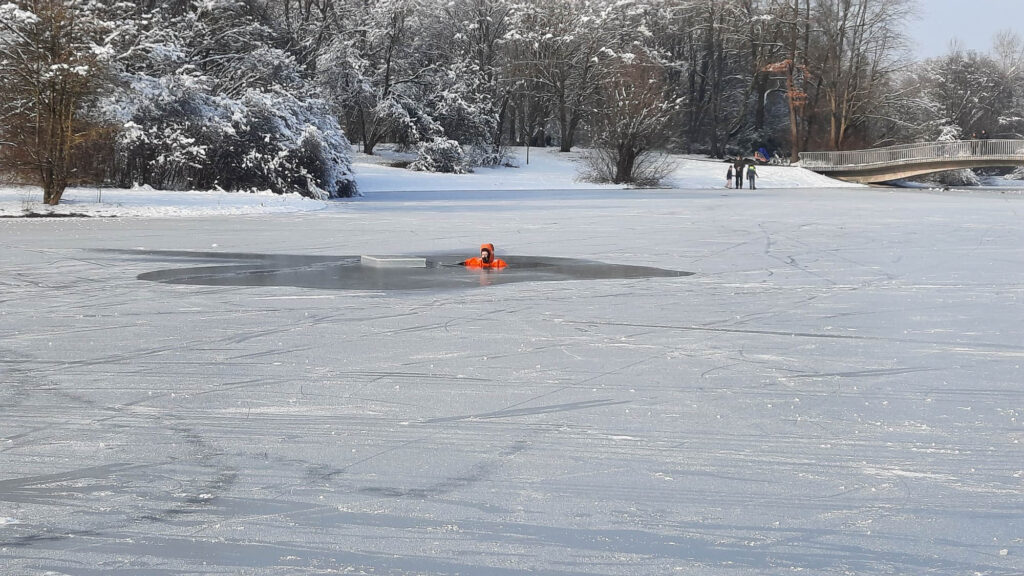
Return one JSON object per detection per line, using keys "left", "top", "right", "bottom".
{"left": 762, "top": 59, "right": 811, "bottom": 108}
{"left": 761, "top": 59, "right": 813, "bottom": 161}
{"left": 788, "top": 89, "right": 809, "bottom": 108}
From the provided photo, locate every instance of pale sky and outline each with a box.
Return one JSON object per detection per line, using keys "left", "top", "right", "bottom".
{"left": 905, "top": 0, "right": 1024, "bottom": 59}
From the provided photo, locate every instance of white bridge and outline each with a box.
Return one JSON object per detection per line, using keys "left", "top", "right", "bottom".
{"left": 798, "top": 140, "right": 1024, "bottom": 183}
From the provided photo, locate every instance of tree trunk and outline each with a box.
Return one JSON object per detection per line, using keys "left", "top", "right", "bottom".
{"left": 356, "top": 106, "right": 375, "bottom": 154}
{"left": 40, "top": 75, "right": 74, "bottom": 205}
{"left": 564, "top": 112, "right": 580, "bottom": 151}
{"left": 754, "top": 73, "right": 767, "bottom": 130}
{"left": 493, "top": 94, "right": 509, "bottom": 156}
{"left": 361, "top": 107, "right": 379, "bottom": 155}
{"left": 787, "top": 71, "right": 800, "bottom": 163}
{"left": 614, "top": 142, "right": 636, "bottom": 183}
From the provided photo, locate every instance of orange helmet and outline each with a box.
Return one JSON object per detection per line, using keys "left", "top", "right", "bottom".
{"left": 480, "top": 243, "right": 495, "bottom": 255}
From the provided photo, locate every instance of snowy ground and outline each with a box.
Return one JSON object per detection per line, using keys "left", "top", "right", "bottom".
{"left": 0, "top": 147, "right": 859, "bottom": 218}
{"left": 0, "top": 185, "right": 329, "bottom": 218}
{"left": 351, "top": 146, "right": 858, "bottom": 193}
{"left": 1, "top": 157, "right": 1023, "bottom": 574}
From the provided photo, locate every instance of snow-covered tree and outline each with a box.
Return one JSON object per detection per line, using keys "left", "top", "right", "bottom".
{"left": 924, "top": 49, "right": 1005, "bottom": 139}
{"left": 317, "top": 0, "right": 432, "bottom": 155}
{"left": 7, "top": 0, "right": 1024, "bottom": 195}
{"left": 0, "top": 0, "right": 121, "bottom": 204}
{"left": 425, "top": 0, "right": 511, "bottom": 165}
{"left": 504, "top": 0, "right": 611, "bottom": 152}
{"left": 104, "top": 0, "right": 356, "bottom": 198}
{"left": 884, "top": 38, "right": 1024, "bottom": 148}
{"left": 316, "top": 0, "right": 512, "bottom": 169}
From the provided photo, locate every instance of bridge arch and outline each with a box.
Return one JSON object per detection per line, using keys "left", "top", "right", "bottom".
{"left": 799, "top": 140, "right": 1024, "bottom": 183}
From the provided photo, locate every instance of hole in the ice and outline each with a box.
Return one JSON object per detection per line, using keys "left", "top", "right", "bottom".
{"left": 127, "top": 250, "right": 693, "bottom": 291}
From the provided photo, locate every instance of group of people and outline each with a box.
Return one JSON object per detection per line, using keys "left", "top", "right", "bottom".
{"left": 970, "top": 130, "right": 991, "bottom": 155}
{"left": 726, "top": 156, "right": 758, "bottom": 189}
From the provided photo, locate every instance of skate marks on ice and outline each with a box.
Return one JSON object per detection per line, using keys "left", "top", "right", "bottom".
{"left": 424, "top": 398, "right": 632, "bottom": 424}
{"left": 116, "top": 249, "right": 692, "bottom": 291}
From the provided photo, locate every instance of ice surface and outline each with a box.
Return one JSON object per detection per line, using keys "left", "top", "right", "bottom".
{"left": 1, "top": 185, "right": 1022, "bottom": 575}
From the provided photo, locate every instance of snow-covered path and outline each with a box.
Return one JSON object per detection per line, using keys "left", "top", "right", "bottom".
{"left": 1, "top": 187, "right": 1022, "bottom": 574}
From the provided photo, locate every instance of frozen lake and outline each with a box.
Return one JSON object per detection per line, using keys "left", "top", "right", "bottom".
{"left": 1, "top": 187, "right": 1022, "bottom": 574}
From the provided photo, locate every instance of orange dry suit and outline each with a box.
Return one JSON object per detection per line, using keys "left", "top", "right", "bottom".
{"left": 463, "top": 243, "right": 507, "bottom": 269}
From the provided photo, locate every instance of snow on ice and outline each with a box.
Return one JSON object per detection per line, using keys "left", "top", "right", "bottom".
{"left": 0, "top": 153, "right": 1022, "bottom": 575}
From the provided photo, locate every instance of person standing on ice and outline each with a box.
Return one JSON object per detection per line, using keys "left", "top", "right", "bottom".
{"left": 733, "top": 156, "right": 744, "bottom": 188}
{"left": 726, "top": 166, "right": 733, "bottom": 188}
{"left": 746, "top": 163, "right": 757, "bottom": 189}
{"left": 460, "top": 243, "right": 507, "bottom": 269}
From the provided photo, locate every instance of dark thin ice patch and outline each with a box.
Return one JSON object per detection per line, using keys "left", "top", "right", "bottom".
{"left": 122, "top": 250, "right": 692, "bottom": 291}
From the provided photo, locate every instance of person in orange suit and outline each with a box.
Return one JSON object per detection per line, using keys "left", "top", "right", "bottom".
{"left": 461, "top": 243, "right": 507, "bottom": 269}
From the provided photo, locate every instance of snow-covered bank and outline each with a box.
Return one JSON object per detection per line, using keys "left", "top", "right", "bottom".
{"left": 0, "top": 147, "right": 859, "bottom": 217}
{"left": 354, "top": 146, "right": 862, "bottom": 192}
{"left": 0, "top": 185, "right": 329, "bottom": 218}
{"left": 351, "top": 145, "right": 622, "bottom": 192}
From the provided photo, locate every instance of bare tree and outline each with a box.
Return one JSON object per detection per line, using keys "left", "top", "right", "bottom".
{"left": 584, "top": 53, "right": 677, "bottom": 184}
{"left": 681, "top": 0, "right": 749, "bottom": 157}
{"left": 814, "top": 0, "right": 912, "bottom": 150}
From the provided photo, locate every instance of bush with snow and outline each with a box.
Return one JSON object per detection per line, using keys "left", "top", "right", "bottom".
{"left": 1004, "top": 166, "right": 1024, "bottom": 180}
{"left": 928, "top": 168, "right": 981, "bottom": 187}
{"left": 113, "top": 89, "right": 356, "bottom": 199}
{"left": 915, "top": 124, "right": 979, "bottom": 187}
{"left": 409, "top": 138, "right": 470, "bottom": 174}
{"left": 102, "top": 0, "right": 356, "bottom": 198}
{"left": 425, "top": 62, "right": 505, "bottom": 166}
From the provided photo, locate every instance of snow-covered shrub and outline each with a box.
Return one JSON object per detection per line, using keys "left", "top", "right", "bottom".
{"left": 936, "top": 124, "right": 963, "bottom": 143}
{"left": 112, "top": 78, "right": 356, "bottom": 198}
{"left": 232, "top": 91, "right": 357, "bottom": 198}
{"left": 914, "top": 124, "right": 979, "bottom": 187}
{"left": 427, "top": 65, "right": 502, "bottom": 165}
{"left": 103, "top": 0, "right": 357, "bottom": 198}
{"left": 1004, "top": 166, "right": 1024, "bottom": 180}
{"left": 465, "top": 144, "right": 508, "bottom": 168}
{"left": 927, "top": 168, "right": 980, "bottom": 187}
{"left": 409, "top": 138, "right": 470, "bottom": 174}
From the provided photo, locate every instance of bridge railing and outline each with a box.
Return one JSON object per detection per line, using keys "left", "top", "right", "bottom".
{"left": 799, "top": 139, "right": 1024, "bottom": 171}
